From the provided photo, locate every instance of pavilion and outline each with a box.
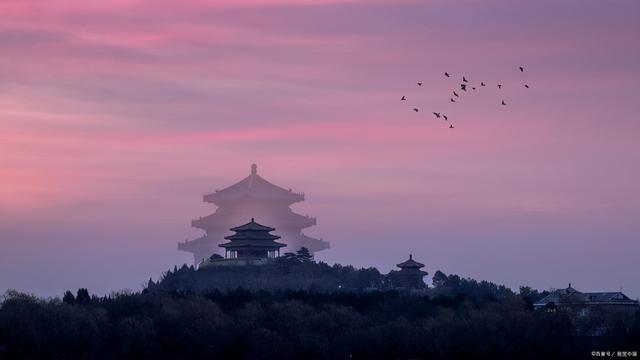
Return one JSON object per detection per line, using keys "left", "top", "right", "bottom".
{"left": 388, "top": 254, "right": 429, "bottom": 289}
{"left": 200, "top": 219, "right": 287, "bottom": 267}
{"left": 179, "top": 164, "right": 328, "bottom": 265}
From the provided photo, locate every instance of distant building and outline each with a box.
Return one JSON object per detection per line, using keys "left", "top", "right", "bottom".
{"left": 179, "top": 164, "right": 329, "bottom": 264}
{"left": 533, "top": 284, "right": 639, "bottom": 313}
{"left": 200, "top": 218, "right": 286, "bottom": 267}
{"left": 388, "top": 254, "right": 428, "bottom": 289}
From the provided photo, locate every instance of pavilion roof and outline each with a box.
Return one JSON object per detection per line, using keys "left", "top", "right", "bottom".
{"left": 230, "top": 218, "right": 276, "bottom": 232}
{"left": 219, "top": 240, "right": 287, "bottom": 249}
{"left": 388, "top": 268, "right": 428, "bottom": 277}
{"left": 204, "top": 164, "right": 303, "bottom": 204}
{"left": 396, "top": 254, "right": 425, "bottom": 269}
{"left": 224, "top": 231, "right": 281, "bottom": 241}
{"left": 219, "top": 218, "right": 286, "bottom": 249}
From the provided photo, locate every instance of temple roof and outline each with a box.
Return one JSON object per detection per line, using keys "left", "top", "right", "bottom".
{"left": 396, "top": 254, "right": 425, "bottom": 269}
{"left": 192, "top": 209, "right": 316, "bottom": 231}
{"left": 388, "top": 268, "right": 428, "bottom": 277}
{"left": 533, "top": 284, "right": 640, "bottom": 307}
{"left": 219, "top": 218, "right": 287, "bottom": 249}
{"left": 219, "top": 240, "right": 286, "bottom": 249}
{"left": 230, "top": 218, "right": 275, "bottom": 232}
{"left": 299, "top": 233, "right": 330, "bottom": 252}
{"left": 224, "top": 232, "right": 280, "bottom": 241}
{"left": 178, "top": 235, "right": 216, "bottom": 252}
{"left": 585, "top": 292, "right": 633, "bottom": 303}
{"left": 203, "top": 164, "right": 304, "bottom": 204}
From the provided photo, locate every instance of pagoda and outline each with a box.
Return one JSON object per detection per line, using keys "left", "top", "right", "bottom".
{"left": 179, "top": 164, "right": 329, "bottom": 264}
{"left": 219, "top": 218, "right": 286, "bottom": 259}
{"left": 388, "top": 254, "right": 428, "bottom": 289}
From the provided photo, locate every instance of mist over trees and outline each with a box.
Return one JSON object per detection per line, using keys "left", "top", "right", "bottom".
{"left": 0, "top": 257, "right": 638, "bottom": 359}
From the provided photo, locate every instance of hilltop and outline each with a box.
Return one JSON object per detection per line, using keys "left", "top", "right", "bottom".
{"left": 1, "top": 254, "right": 638, "bottom": 359}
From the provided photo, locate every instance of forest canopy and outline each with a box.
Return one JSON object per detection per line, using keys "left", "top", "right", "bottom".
{"left": 1, "top": 256, "right": 638, "bottom": 359}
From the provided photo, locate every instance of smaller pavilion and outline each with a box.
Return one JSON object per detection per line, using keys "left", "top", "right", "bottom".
{"left": 388, "top": 254, "right": 428, "bottom": 289}
{"left": 219, "top": 218, "right": 287, "bottom": 259}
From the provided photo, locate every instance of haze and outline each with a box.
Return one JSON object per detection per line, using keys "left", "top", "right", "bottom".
{"left": 1, "top": 0, "right": 639, "bottom": 298}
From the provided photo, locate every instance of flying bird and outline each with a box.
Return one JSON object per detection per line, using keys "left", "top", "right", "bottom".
{"left": 417, "top": 82, "right": 423, "bottom": 86}
{"left": 444, "top": 72, "right": 450, "bottom": 77}
{"left": 401, "top": 96, "right": 406, "bottom": 100}
{"left": 449, "top": 124, "right": 454, "bottom": 129}
{"left": 414, "top": 108, "right": 419, "bottom": 112}
{"left": 433, "top": 112, "right": 441, "bottom": 118}
{"left": 472, "top": 87, "right": 476, "bottom": 90}
{"left": 460, "top": 84, "right": 467, "bottom": 91}
{"left": 519, "top": 66, "right": 525, "bottom": 72}
{"left": 481, "top": 82, "right": 486, "bottom": 86}
{"left": 501, "top": 100, "right": 506, "bottom": 106}
{"left": 450, "top": 98, "right": 456, "bottom": 102}
{"left": 453, "top": 91, "right": 459, "bottom": 97}
{"left": 443, "top": 114, "right": 448, "bottom": 120}
{"left": 463, "top": 76, "right": 469, "bottom": 83}
{"left": 524, "top": 84, "right": 530, "bottom": 88}
{"left": 497, "top": 84, "right": 502, "bottom": 89}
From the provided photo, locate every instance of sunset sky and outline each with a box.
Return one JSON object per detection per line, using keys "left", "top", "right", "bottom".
{"left": 1, "top": 0, "right": 639, "bottom": 297}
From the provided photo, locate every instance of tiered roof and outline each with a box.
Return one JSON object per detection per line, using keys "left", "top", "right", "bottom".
{"left": 219, "top": 218, "right": 286, "bottom": 250}
{"left": 179, "top": 164, "right": 328, "bottom": 264}
{"left": 397, "top": 254, "right": 425, "bottom": 269}
{"left": 191, "top": 209, "right": 316, "bottom": 231}
{"left": 388, "top": 254, "right": 428, "bottom": 289}
{"left": 203, "top": 164, "right": 304, "bottom": 205}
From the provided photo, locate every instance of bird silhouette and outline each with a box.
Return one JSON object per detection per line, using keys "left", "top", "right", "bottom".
{"left": 461, "top": 84, "right": 467, "bottom": 91}
{"left": 444, "top": 72, "right": 450, "bottom": 77}
{"left": 497, "top": 84, "right": 502, "bottom": 89}
{"left": 449, "top": 124, "right": 454, "bottom": 129}
{"left": 453, "top": 91, "right": 459, "bottom": 97}
{"left": 433, "top": 112, "right": 441, "bottom": 118}
{"left": 443, "top": 114, "right": 448, "bottom": 120}
{"left": 401, "top": 96, "right": 406, "bottom": 100}
{"left": 472, "top": 87, "right": 476, "bottom": 90}
{"left": 519, "top": 66, "right": 525, "bottom": 72}
{"left": 481, "top": 82, "right": 486, "bottom": 86}
{"left": 450, "top": 98, "right": 456, "bottom": 102}
{"left": 414, "top": 108, "right": 419, "bottom": 112}
{"left": 417, "top": 82, "right": 423, "bottom": 86}
{"left": 501, "top": 100, "right": 506, "bottom": 106}
{"left": 463, "top": 76, "right": 469, "bottom": 83}
{"left": 524, "top": 84, "right": 530, "bottom": 88}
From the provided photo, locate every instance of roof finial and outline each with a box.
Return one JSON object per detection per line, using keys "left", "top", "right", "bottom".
{"left": 568, "top": 283, "right": 572, "bottom": 289}
{"left": 251, "top": 163, "right": 257, "bottom": 175}
{"left": 409, "top": 254, "right": 413, "bottom": 260}
{"left": 251, "top": 217, "right": 255, "bottom": 222}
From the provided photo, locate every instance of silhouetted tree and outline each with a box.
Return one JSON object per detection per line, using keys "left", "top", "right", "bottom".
{"left": 62, "top": 290, "right": 75, "bottom": 304}
{"left": 296, "top": 247, "right": 313, "bottom": 262}
{"left": 282, "top": 252, "right": 297, "bottom": 261}
{"left": 432, "top": 270, "right": 448, "bottom": 288}
{"left": 75, "top": 288, "right": 91, "bottom": 304}
{"left": 0, "top": 265, "right": 637, "bottom": 359}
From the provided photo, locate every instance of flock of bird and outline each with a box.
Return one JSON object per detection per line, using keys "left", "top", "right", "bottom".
{"left": 402, "top": 66, "right": 530, "bottom": 128}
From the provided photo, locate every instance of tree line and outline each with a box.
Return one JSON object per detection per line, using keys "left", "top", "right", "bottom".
{"left": 0, "top": 254, "right": 638, "bottom": 359}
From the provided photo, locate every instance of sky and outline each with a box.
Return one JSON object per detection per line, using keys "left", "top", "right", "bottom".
{"left": 1, "top": 0, "right": 639, "bottom": 298}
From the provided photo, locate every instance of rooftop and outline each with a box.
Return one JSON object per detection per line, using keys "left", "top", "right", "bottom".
{"left": 534, "top": 284, "right": 640, "bottom": 307}
{"left": 220, "top": 218, "right": 286, "bottom": 249}
{"left": 230, "top": 218, "right": 276, "bottom": 232}
{"left": 396, "top": 254, "right": 425, "bottom": 269}
{"left": 203, "top": 164, "right": 304, "bottom": 204}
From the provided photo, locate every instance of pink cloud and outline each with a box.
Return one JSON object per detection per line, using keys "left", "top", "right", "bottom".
{"left": 0, "top": 0, "right": 639, "bottom": 298}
